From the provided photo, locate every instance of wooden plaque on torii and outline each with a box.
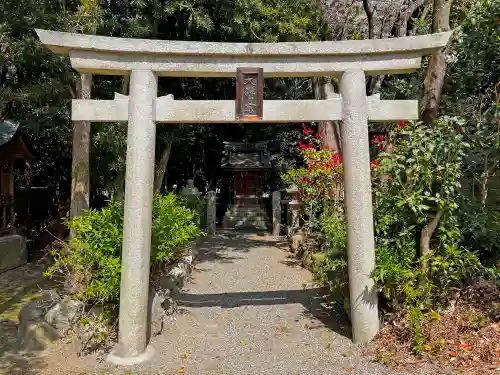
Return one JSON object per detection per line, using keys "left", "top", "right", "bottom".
{"left": 235, "top": 68, "right": 264, "bottom": 121}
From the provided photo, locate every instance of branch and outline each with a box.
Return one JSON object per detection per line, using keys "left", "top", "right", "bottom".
{"left": 420, "top": 208, "right": 445, "bottom": 258}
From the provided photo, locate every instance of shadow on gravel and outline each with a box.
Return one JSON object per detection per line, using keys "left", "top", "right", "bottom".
{"left": 176, "top": 287, "right": 352, "bottom": 340}
{"left": 194, "top": 230, "right": 284, "bottom": 264}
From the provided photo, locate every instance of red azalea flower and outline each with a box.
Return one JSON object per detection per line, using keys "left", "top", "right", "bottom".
{"left": 298, "top": 140, "right": 313, "bottom": 150}
{"left": 302, "top": 124, "right": 310, "bottom": 136}
{"left": 398, "top": 121, "right": 406, "bottom": 128}
{"left": 372, "top": 135, "right": 385, "bottom": 144}
{"left": 302, "top": 123, "right": 315, "bottom": 136}
{"left": 331, "top": 153, "right": 342, "bottom": 167}
{"left": 378, "top": 144, "right": 383, "bottom": 151}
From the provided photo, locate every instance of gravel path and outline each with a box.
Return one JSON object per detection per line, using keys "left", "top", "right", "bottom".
{"left": 142, "top": 231, "right": 388, "bottom": 375}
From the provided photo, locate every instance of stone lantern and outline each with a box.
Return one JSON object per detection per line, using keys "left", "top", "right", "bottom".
{"left": 179, "top": 179, "right": 201, "bottom": 198}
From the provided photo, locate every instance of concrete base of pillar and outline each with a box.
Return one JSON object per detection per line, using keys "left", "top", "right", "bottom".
{"left": 106, "top": 343, "right": 155, "bottom": 366}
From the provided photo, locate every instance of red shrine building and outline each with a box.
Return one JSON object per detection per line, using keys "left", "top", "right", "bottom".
{"left": 220, "top": 141, "right": 271, "bottom": 230}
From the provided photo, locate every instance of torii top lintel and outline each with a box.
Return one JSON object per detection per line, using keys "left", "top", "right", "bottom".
{"left": 35, "top": 29, "right": 451, "bottom": 78}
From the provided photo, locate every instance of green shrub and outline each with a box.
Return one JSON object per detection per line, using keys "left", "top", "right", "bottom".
{"left": 151, "top": 193, "right": 200, "bottom": 266}
{"left": 312, "top": 210, "right": 347, "bottom": 298}
{"left": 47, "top": 193, "right": 200, "bottom": 312}
{"left": 372, "top": 118, "right": 482, "bottom": 311}
{"left": 458, "top": 200, "right": 500, "bottom": 266}
{"left": 371, "top": 118, "right": 483, "bottom": 352}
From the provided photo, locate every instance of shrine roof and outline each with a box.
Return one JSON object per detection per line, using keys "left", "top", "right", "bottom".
{"left": 0, "top": 119, "right": 19, "bottom": 147}
{"left": 0, "top": 120, "right": 35, "bottom": 164}
{"left": 221, "top": 141, "right": 272, "bottom": 170}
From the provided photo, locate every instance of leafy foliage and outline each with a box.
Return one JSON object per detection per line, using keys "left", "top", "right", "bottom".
{"left": 46, "top": 194, "right": 199, "bottom": 311}
{"left": 372, "top": 118, "right": 480, "bottom": 305}
{"left": 312, "top": 209, "right": 347, "bottom": 297}
{"left": 281, "top": 124, "right": 343, "bottom": 233}
{"left": 371, "top": 118, "right": 485, "bottom": 351}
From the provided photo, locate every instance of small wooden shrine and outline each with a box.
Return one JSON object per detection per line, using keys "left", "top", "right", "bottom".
{"left": 0, "top": 120, "right": 34, "bottom": 272}
{"left": 221, "top": 141, "right": 271, "bottom": 205}
{"left": 220, "top": 141, "right": 271, "bottom": 229}
{"left": 0, "top": 120, "right": 34, "bottom": 233}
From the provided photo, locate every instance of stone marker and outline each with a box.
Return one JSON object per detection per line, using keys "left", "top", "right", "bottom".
{"left": 0, "top": 234, "right": 27, "bottom": 273}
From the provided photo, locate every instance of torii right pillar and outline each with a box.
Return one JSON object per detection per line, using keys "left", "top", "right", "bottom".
{"left": 340, "top": 70, "right": 378, "bottom": 343}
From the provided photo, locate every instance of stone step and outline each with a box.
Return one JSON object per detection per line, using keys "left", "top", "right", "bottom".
{"left": 225, "top": 217, "right": 268, "bottom": 223}
{"left": 226, "top": 211, "right": 267, "bottom": 215}
{"left": 223, "top": 216, "right": 269, "bottom": 224}
{"left": 224, "top": 219, "right": 269, "bottom": 230}
{"left": 222, "top": 217, "right": 270, "bottom": 229}
{"left": 225, "top": 211, "right": 267, "bottom": 217}
{"left": 228, "top": 205, "right": 264, "bottom": 210}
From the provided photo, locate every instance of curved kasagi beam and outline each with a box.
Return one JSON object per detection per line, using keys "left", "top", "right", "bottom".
{"left": 35, "top": 29, "right": 451, "bottom": 77}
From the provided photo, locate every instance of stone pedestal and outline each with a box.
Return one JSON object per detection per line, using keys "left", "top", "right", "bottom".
{"left": 0, "top": 234, "right": 27, "bottom": 273}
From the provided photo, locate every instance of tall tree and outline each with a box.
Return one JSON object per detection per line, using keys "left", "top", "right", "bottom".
{"left": 70, "top": 0, "right": 102, "bottom": 220}
{"left": 420, "top": 0, "right": 454, "bottom": 123}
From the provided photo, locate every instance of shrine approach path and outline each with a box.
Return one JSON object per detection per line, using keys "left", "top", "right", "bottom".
{"left": 134, "top": 231, "right": 409, "bottom": 375}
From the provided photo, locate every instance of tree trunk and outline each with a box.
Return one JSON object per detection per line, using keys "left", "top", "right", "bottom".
{"left": 362, "top": 0, "right": 375, "bottom": 39}
{"left": 419, "top": 207, "right": 445, "bottom": 281}
{"left": 114, "top": 74, "right": 131, "bottom": 199}
{"left": 420, "top": 208, "right": 445, "bottom": 258}
{"left": 312, "top": 76, "right": 341, "bottom": 154}
{"left": 154, "top": 140, "right": 173, "bottom": 192}
{"left": 420, "top": 0, "right": 453, "bottom": 123}
{"left": 70, "top": 73, "right": 91, "bottom": 220}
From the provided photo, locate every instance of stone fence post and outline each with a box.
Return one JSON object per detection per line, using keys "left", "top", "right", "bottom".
{"left": 272, "top": 191, "right": 281, "bottom": 236}
{"left": 207, "top": 191, "right": 216, "bottom": 235}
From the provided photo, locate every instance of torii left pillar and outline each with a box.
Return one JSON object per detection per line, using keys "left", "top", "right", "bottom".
{"left": 107, "top": 70, "right": 157, "bottom": 365}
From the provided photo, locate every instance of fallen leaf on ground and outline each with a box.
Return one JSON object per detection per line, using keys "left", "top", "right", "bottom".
{"left": 458, "top": 342, "right": 473, "bottom": 350}
{"left": 183, "top": 353, "right": 189, "bottom": 359}
{"left": 240, "top": 339, "right": 248, "bottom": 344}
{"left": 326, "top": 343, "right": 332, "bottom": 349}
{"left": 178, "top": 368, "right": 185, "bottom": 374}
{"left": 342, "top": 352, "right": 354, "bottom": 357}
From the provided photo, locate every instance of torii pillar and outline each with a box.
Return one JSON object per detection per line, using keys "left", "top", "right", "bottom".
{"left": 107, "top": 70, "right": 158, "bottom": 364}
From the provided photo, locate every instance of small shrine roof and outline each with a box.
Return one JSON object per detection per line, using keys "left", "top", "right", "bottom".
{"left": 0, "top": 120, "right": 35, "bottom": 165}
{"left": 221, "top": 141, "right": 272, "bottom": 170}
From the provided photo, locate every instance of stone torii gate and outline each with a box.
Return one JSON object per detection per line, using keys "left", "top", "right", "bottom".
{"left": 36, "top": 29, "right": 451, "bottom": 365}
